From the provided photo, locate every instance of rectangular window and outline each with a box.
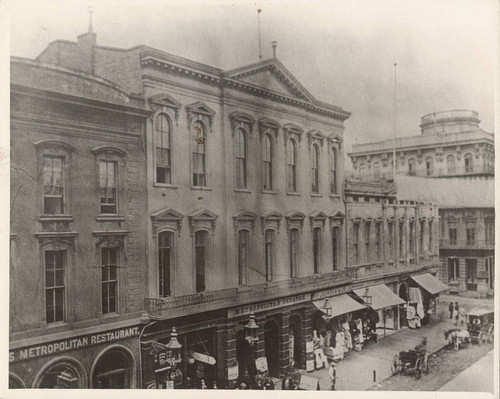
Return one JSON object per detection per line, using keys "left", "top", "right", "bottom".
{"left": 449, "top": 227, "right": 457, "bottom": 246}
{"left": 289, "top": 229, "right": 299, "bottom": 278}
{"left": 448, "top": 258, "right": 459, "bottom": 282}
{"left": 238, "top": 230, "right": 249, "bottom": 285}
{"left": 99, "top": 161, "right": 117, "bottom": 214}
{"left": 428, "top": 221, "right": 433, "bottom": 251}
{"left": 192, "top": 141, "right": 206, "bottom": 187}
{"left": 466, "top": 258, "right": 477, "bottom": 291}
{"left": 287, "top": 141, "right": 297, "bottom": 192}
{"left": 263, "top": 136, "right": 273, "bottom": 190}
{"left": 235, "top": 130, "right": 247, "bottom": 189}
{"left": 375, "top": 223, "right": 381, "bottom": 261}
{"left": 313, "top": 228, "right": 321, "bottom": 274}
{"left": 364, "top": 223, "right": 370, "bottom": 262}
{"left": 485, "top": 219, "right": 495, "bottom": 246}
{"left": 43, "top": 156, "right": 64, "bottom": 214}
{"left": 409, "top": 221, "right": 415, "bottom": 255}
{"left": 332, "top": 226, "right": 339, "bottom": 270}
{"left": 265, "top": 230, "right": 274, "bottom": 281}
{"left": 158, "top": 232, "right": 173, "bottom": 297}
{"left": 353, "top": 223, "right": 359, "bottom": 264}
{"left": 155, "top": 114, "right": 172, "bottom": 184}
{"left": 388, "top": 222, "right": 394, "bottom": 259}
{"left": 399, "top": 222, "right": 404, "bottom": 257}
{"left": 466, "top": 228, "right": 475, "bottom": 246}
{"left": 195, "top": 231, "right": 208, "bottom": 292}
{"left": 101, "top": 247, "right": 118, "bottom": 314}
{"left": 45, "top": 250, "right": 65, "bottom": 323}
{"left": 419, "top": 220, "right": 425, "bottom": 254}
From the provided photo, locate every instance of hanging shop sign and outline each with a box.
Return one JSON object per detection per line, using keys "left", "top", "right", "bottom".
{"left": 9, "top": 326, "right": 140, "bottom": 363}
{"left": 312, "top": 285, "right": 351, "bottom": 301}
{"left": 228, "top": 293, "right": 311, "bottom": 318}
{"left": 192, "top": 352, "right": 216, "bottom": 365}
{"left": 227, "top": 360, "right": 239, "bottom": 381}
{"left": 299, "top": 375, "right": 320, "bottom": 390}
{"left": 255, "top": 357, "right": 269, "bottom": 373}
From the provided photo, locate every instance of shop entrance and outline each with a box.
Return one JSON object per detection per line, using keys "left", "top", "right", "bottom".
{"left": 93, "top": 348, "right": 133, "bottom": 389}
{"left": 289, "top": 315, "right": 302, "bottom": 367}
{"left": 264, "top": 320, "right": 280, "bottom": 377}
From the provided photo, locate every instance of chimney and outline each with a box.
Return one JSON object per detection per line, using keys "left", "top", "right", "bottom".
{"left": 77, "top": 7, "right": 96, "bottom": 73}
{"left": 271, "top": 41, "right": 277, "bottom": 58}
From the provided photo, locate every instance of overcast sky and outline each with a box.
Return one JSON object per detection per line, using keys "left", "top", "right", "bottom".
{"left": 7, "top": 0, "right": 497, "bottom": 159}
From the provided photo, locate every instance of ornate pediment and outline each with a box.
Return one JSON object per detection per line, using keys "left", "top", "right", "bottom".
{"left": 186, "top": 102, "right": 216, "bottom": 133}
{"left": 283, "top": 123, "right": 304, "bottom": 143}
{"left": 258, "top": 118, "right": 280, "bottom": 141}
{"left": 151, "top": 208, "right": 185, "bottom": 236}
{"left": 307, "top": 129, "right": 325, "bottom": 147}
{"left": 329, "top": 211, "right": 345, "bottom": 228}
{"left": 148, "top": 93, "right": 182, "bottom": 124}
{"left": 285, "top": 211, "right": 306, "bottom": 231}
{"left": 309, "top": 211, "right": 328, "bottom": 231}
{"left": 233, "top": 211, "right": 258, "bottom": 233}
{"left": 229, "top": 112, "right": 255, "bottom": 136}
{"left": 188, "top": 208, "right": 218, "bottom": 235}
{"left": 260, "top": 211, "right": 283, "bottom": 234}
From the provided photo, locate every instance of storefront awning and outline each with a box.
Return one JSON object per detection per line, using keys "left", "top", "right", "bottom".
{"left": 410, "top": 273, "right": 448, "bottom": 295}
{"left": 312, "top": 294, "right": 366, "bottom": 318}
{"left": 353, "top": 284, "right": 405, "bottom": 311}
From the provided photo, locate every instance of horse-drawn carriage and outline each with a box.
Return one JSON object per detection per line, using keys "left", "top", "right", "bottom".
{"left": 391, "top": 348, "right": 429, "bottom": 380}
{"left": 467, "top": 308, "right": 494, "bottom": 345}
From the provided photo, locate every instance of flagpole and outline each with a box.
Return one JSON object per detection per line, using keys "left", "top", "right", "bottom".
{"left": 257, "top": 9, "right": 263, "bottom": 61}
{"left": 393, "top": 62, "right": 397, "bottom": 181}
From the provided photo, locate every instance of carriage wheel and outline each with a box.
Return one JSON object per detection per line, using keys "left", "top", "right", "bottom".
{"left": 487, "top": 333, "right": 494, "bottom": 343}
{"left": 415, "top": 367, "right": 422, "bottom": 380}
{"left": 478, "top": 333, "right": 484, "bottom": 346}
{"left": 423, "top": 354, "right": 429, "bottom": 374}
{"left": 391, "top": 355, "right": 400, "bottom": 375}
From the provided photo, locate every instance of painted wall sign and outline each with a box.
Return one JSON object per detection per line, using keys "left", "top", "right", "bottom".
{"left": 229, "top": 293, "right": 311, "bottom": 318}
{"left": 255, "top": 357, "right": 268, "bottom": 373}
{"left": 228, "top": 363, "right": 239, "bottom": 381}
{"left": 9, "top": 326, "right": 139, "bottom": 363}
{"left": 312, "top": 285, "right": 351, "bottom": 301}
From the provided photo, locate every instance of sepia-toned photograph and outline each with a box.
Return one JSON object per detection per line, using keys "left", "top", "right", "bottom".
{"left": 3, "top": 0, "right": 496, "bottom": 395}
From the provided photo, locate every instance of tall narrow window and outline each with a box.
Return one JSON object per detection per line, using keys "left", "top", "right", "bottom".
{"left": 375, "top": 223, "right": 381, "bottom": 260}
{"left": 289, "top": 228, "right": 299, "bottom": 278}
{"left": 332, "top": 226, "right": 339, "bottom": 270}
{"left": 262, "top": 135, "right": 273, "bottom": 190}
{"left": 238, "top": 230, "right": 249, "bottom": 285}
{"left": 359, "top": 164, "right": 366, "bottom": 179}
{"left": 287, "top": 139, "right": 297, "bottom": 192}
{"left": 464, "top": 153, "right": 473, "bottom": 174}
{"left": 485, "top": 218, "right": 495, "bottom": 246}
{"left": 446, "top": 155, "right": 455, "bottom": 175}
{"left": 419, "top": 220, "right": 425, "bottom": 254}
{"left": 155, "top": 114, "right": 172, "bottom": 184}
{"left": 449, "top": 227, "right": 457, "bottom": 246}
{"left": 408, "top": 159, "right": 415, "bottom": 176}
{"left": 195, "top": 230, "right": 208, "bottom": 292}
{"left": 313, "top": 227, "right": 321, "bottom": 274}
{"left": 466, "top": 227, "right": 475, "bottom": 246}
{"left": 235, "top": 129, "right": 247, "bottom": 189}
{"left": 45, "top": 250, "right": 65, "bottom": 323}
{"left": 311, "top": 144, "right": 319, "bottom": 193}
{"left": 43, "top": 156, "right": 64, "bottom": 214}
{"left": 428, "top": 220, "right": 433, "bottom": 251}
{"left": 158, "top": 232, "right": 173, "bottom": 297}
{"left": 192, "top": 121, "right": 206, "bottom": 187}
{"left": 425, "top": 157, "right": 433, "bottom": 176}
{"left": 409, "top": 221, "right": 415, "bottom": 255}
{"left": 265, "top": 229, "right": 274, "bottom": 281}
{"left": 330, "top": 147, "right": 337, "bottom": 194}
{"left": 399, "top": 221, "right": 404, "bottom": 257}
{"left": 101, "top": 247, "right": 118, "bottom": 315}
{"left": 448, "top": 258, "right": 459, "bottom": 282}
{"left": 99, "top": 160, "right": 117, "bottom": 214}
{"left": 388, "top": 222, "right": 394, "bottom": 258}
{"left": 353, "top": 224, "right": 360, "bottom": 264}
{"left": 373, "top": 162, "right": 381, "bottom": 180}
{"left": 364, "top": 222, "right": 370, "bottom": 261}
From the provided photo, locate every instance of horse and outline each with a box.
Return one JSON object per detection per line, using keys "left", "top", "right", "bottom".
{"left": 444, "top": 328, "right": 470, "bottom": 351}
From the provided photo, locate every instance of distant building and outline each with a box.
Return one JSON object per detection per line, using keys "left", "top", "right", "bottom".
{"left": 348, "top": 110, "right": 495, "bottom": 298}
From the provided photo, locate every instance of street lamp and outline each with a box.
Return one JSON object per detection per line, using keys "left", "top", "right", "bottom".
{"left": 245, "top": 313, "right": 259, "bottom": 346}
{"left": 362, "top": 288, "right": 372, "bottom": 306}
{"left": 165, "top": 327, "right": 183, "bottom": 366}
{"left": 322, "top": 298, "right": 333, "bottom": 319}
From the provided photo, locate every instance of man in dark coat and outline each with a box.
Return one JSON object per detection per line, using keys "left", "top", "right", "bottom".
{"left": 449, "top": 302, "right": 454, "bottom": 319}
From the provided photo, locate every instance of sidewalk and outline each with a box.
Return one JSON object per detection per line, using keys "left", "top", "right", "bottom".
{"left": 301, "top": 309, "right": 460, "bottom": 390}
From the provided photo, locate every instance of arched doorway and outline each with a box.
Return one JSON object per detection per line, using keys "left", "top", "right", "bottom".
{"left": 289, "top": 315, "right": 302, "bottom": 368}
{"left": 33, "top": 357, "right": 87, "bottom": 388}
{"left": 92, "top": 347, "right": 135, "bottom": 389}
{"left": 264, "top": 320, "right": 280, "bottom": 378}
{"left": 399, "top": 283, "right": 408, "bottom": 327}
{"left": 9, "top": 373, "right": 25, "bottom": 389}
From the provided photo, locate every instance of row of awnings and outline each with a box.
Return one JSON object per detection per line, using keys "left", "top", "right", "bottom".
{"left": 313, "top": 273, "right": 448, "bottom": 317}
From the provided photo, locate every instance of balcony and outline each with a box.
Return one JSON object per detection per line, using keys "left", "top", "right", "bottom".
{"left": 440, "top": 240, "right": 494, "bottom": 250}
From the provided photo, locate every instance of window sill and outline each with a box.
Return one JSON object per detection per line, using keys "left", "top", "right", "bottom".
{"left": 286, "top": 192, "right": 300, "bottom": 196}
{"left": 153, "top": 183, "right": 178, "bottom": 189}
{"left": 329, "top": 194, "right": 341, "bottom": 199}
{"left": 262, "top": 190, "right": 277, "bottom": 195}
{"left": 102, "top": 312, "right": 120, "bottom": 320}
{"left": 96, "top": 215, "right": 126, "bottom": 222}
{"left": 191, "top": 186, "right": 212, "bottom": 191}
{"left": 234, "top": 189, "right": 252, "bottom": 193}
{"left": 310, "top": 193, "right": 323, "bottom": 198}
{"left": 45, "top": 321, "right": 68, "bottom": 329}
{"left": 39, "top": 215, "right": 74, "bottom": 222}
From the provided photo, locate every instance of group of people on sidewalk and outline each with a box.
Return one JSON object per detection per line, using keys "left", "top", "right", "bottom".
{"left": 449, "top": 301, "right": 465, "bottom": 326}
{"left": 237, "top": 371, "right": 275, "bottom": 390}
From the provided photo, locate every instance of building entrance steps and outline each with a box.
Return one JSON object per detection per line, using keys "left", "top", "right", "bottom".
{"left": 297, "top": 297, "right": 485, "bottom": 391}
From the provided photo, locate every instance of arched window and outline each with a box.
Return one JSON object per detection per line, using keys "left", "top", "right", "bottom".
{"left": 36, "top": 359, "right": 86, "bottom": 388}
{"left": 313, "top": 227, "right": 321, "bottom": 274}
{"left": 235, "top": 128, "right": 247, "bottom": 189}
{"left": 311, "top": 144, "right": 319, "bottom": 193}
{"left": 373, "top": 162, "right": 381, "bottom": 180}
{"left": 287, "top": 139, "right": 297, "bottom": 192}
{"left": 195, "top": 230, "right": 208, "bottom": 292}
{"left": 359, "top": 163, "right": 366, "bottom": 179}
{"left": 262, "top": 134, "right": 273, "bottom": 190}
{"left": 425, "top": 157, "right": 434, "bottom": 176}
{"left": 155, "top": 114, "right": 172, "bottom": 184}
{"left": 238, "top": 229, "right": 249, "bottom": 285}
{"left": 289, "top": 228, "right": 299, "bottom": 278}
{"left": 330, "top": 147, "right": 337, "bottom": 194}
{"left": 464, "top": 153, "right": 473, "bottom": 174}
{"left": 93, "top": 349, "right": 133, "bottom": 388}
{"left": 192, "top": 121, "right": 206, "bottom": 187}
{"left": 158, "top": 231, "right": 174, "bottom": 297}
{"left": 264, "top": 229, "right": 275, "bottom": 281}
{"left": 446, "top": 154, "right": 456, "bottom": 174}
{"left": 408, "top": 159, "right": 415, "bottom": 176}
{"left": 332, "top": 226, "right": 340, "bottom": 270}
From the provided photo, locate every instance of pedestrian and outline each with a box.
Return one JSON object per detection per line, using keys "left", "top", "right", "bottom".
{"left": 328, "top": 361, "right": 337, "bottom": 391}
{"left": 454, "top": 302, "right": 460, "bottom": 325}
{"left": 449, "top": 302, "right": 454, "bottom": 319}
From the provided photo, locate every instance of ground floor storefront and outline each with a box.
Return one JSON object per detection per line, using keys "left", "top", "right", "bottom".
{"left": 9, "top": 322, "right": 141, "bottom": 389}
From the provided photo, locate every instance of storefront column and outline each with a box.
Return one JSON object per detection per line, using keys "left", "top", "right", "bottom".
{"left": 255, "top": 317, "right": 266, "bottom": 360}
{"left": 216, "top": 326, "right": 227, "bottom": 388}
{"left": 301, "top": 306, "right": 313, "bottom": 370}
{"left": 279, "top": 314, "right": 290, "bottom": 378}
{"left": 223, "top": 325, "right": 237, "bottom": 388}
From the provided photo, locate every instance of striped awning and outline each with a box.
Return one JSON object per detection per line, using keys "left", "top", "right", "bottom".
{"left": 312, "top": 294, "right": 366, "bottom": 318}
{"left": 353, "top": 284, "right": 405, "bottom": 311}
{"left": 411, "top": 273, "right": 448, "bottom": 295}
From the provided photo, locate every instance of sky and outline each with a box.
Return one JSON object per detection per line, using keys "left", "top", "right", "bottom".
{"left": 5, "top": 0, "right": 497, "bottom": 162}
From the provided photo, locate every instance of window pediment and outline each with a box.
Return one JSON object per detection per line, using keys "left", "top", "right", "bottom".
{"left": 286, "top": 211, "right": 305, "bottom": 230}
{"left": 229, "top": 112, "right": 255, "bottom": 136}
{"left": 34, "top": 139, "right": 76, "bottom": 153}
{"left": 188, "top": 208, "right": 218, "bottom": 235}
{"left": 151, "top": 208, "right": 185, "bottom": 236}
{"left": 309, "top": 211, "right": 327, "bottom": 231}
{"left": 307, "top": 129, "right": 325, "bottom": 147}
{"left": 91, "top": 146, "right": 127, "bottom": 158}
{"left": 329, "top": 211, "right": 345, "bottom": 228}
{"left": 186, "top": 102, "right": 216, "bottom": 133}
{"left": 283, "top": 123, "right": 303, "bottom": 143}
{"left": 233, "top": 211, "right": 258, "bottom": 233}
{"left": 258, "top": 118, "right": 280, "bottom": 141}
{"left": 149, "top": 93, "right": 182, "bottom": 124}
{"left": 260, "top": 211, "right": 283, "bottom": 233}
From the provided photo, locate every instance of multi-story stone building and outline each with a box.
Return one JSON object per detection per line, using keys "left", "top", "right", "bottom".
{"left": 348, "top": 110, "right": 495, "bottom": 298}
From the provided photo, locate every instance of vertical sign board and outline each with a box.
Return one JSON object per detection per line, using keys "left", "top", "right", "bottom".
{"left": 305, "top": 340, "right": 315, "bottom": 371}
{"left": 255, "top": 357, "right": 268, "bottom": 373}
{"left": 227, "top": 362, "right": 239, "bottom": 381}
